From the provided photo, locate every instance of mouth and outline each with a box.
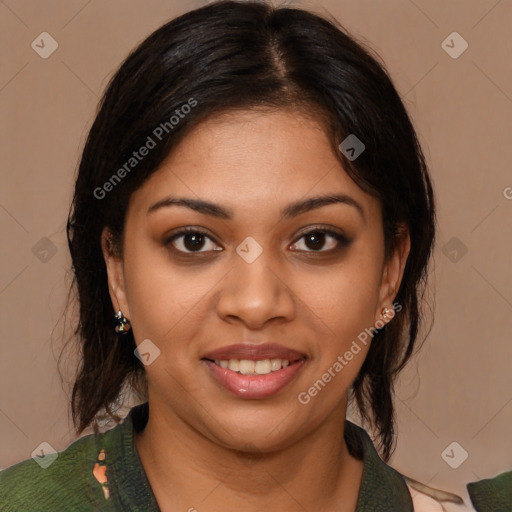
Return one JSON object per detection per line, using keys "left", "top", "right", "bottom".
{"left": 202, "top": 342, "right": 306, "bottom": 364}
{"left": 201, "top": 343, "right": 307, "bottom": 399}
{"left": 204, "top": 357, "right": 297, "bottom": 375}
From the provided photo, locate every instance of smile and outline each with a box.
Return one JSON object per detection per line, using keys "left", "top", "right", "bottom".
{"left": 202, "top": 357, "right": 306, "bottom": 399}
{"left": 212, "top": 358, "right": 290, "bottom": 375}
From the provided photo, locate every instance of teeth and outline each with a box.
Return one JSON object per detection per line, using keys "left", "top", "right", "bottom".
{"left": 270, "top": 358, "right": 281, "bottom": 371}
{"left": 239, "top": 360, "right": 255, "bottom": 375}
{"left": 213, "top": 358, "right": 292, "bottom": 375}
{"left": 255, "top": 360, "right": 271, "bottom": 374}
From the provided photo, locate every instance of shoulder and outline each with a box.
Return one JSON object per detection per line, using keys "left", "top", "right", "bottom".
{"left": 467, "top": 470, "right": 512, "bottom": 512}
{"left": 406, "top": 471, "right": 512, "bottom": 512}
{"left": 0, "top": 427, "right": 118, "bottom": 511}
{"left": 344, "top": 420, "right": 469, "bottom": 511}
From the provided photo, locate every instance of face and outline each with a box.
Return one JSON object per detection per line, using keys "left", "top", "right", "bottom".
{"left": 103, "top": 109, "right": 409, "bottom": 452}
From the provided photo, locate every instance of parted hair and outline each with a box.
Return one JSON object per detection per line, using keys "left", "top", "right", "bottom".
{"left": 65, "top": 0, "right": 435, "bottom": 461}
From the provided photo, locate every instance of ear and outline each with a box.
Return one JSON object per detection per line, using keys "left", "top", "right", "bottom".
{"left": 374, "top": 224, "right": 410, "bottom": 325}
{"left": 101, "top": 227, "right": 130, "bottom": 318}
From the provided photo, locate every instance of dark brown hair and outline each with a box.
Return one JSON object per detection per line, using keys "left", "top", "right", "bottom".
{"left": 65, "top": 0, "right": 435, "bottom": 461}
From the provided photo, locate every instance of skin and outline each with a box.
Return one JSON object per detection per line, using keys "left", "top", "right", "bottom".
{"left": 103, "top": 109, "right": 410, "bottom": 512}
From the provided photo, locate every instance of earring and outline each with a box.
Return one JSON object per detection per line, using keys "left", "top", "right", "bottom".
{"left": 380, "top": 307, "right": 394, "bottom": 322}
{"left": 114, "top": 310, "right": 131, "bottom": 335}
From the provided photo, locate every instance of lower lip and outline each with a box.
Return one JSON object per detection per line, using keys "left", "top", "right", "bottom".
{"left": 203, "top": 359, "right": 306, "bottom": 399}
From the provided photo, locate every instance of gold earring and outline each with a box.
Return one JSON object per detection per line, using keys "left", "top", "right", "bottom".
{"left": 380, "top": 307, "right": 394, "bottom": 321}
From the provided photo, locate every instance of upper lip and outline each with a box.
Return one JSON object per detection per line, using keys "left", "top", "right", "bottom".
{"left": 202, "top": 343, "right": 307, "bottom": 362}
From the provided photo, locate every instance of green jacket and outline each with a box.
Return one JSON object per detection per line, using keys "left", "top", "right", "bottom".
{"left": 1, "top": 402, "right": 510, "bottom": 511}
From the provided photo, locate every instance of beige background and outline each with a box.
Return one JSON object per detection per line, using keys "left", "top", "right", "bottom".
{"left": 1, "top": 0, "right": 511, "bottom": 509}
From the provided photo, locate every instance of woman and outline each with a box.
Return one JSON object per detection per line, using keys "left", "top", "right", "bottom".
{"left": 1, "top": 1, "right": 509, "bottom": 511}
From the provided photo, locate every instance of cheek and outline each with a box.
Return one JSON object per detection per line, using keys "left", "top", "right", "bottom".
{"left": 121, "top": 239, "right": 203, "bottom": 344}
{"left": 301, "top": 255, "right": 383, "bottom": 344}
{"left": 293, "top": 259, "right": 381, "bottom": 412}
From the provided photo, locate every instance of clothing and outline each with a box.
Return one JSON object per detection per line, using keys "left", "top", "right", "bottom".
{"left": 0, "top": 402, "right": 509, "bottom": 511}
{"left": 467, "top": 471, "right": 512, "bottom": 512}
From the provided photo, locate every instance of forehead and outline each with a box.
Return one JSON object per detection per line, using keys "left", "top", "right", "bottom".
{"left": 128, "top": 109, "right": 379, "bottom": 220}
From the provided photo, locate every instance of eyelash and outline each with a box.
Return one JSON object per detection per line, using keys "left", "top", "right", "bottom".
{"left": 164, "top": 226, "right": 351, "bottom": 256}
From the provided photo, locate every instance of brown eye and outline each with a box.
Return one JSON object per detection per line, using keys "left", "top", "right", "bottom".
{"left": 290, "top": 228, "right": 351, "bottom": 252}
{"left": 166, "top": 229, "right": 222, "bottom": 254}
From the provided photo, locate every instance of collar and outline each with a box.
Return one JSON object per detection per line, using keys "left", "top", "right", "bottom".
{"left": 103, "top": 402, "right": 160, "bottom": 510}
{"left": 345, "top": 419, "right": 414, "bottom": 511}
{"left": 103, "top": 402, "right": 413, "bottom": 511}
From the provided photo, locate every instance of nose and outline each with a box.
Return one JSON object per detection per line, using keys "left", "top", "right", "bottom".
{"left": 215, "top": 250, "right": 296, "bottom": 329}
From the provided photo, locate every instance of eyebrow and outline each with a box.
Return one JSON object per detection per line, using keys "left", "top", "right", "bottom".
{"left": 147, "top": 193, "right": 365, "bottom": 222}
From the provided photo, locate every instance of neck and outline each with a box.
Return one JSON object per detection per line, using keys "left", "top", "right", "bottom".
{"left": 135, "top": 395, "right": 363, "bottom": 512}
